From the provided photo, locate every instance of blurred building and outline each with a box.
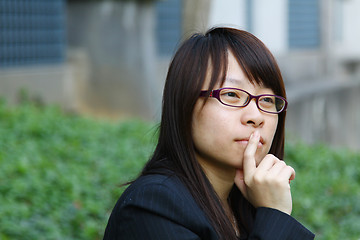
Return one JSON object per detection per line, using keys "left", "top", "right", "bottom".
{"left": 1, "top": 0, "right": 359, "bottom": 149}
{"left": 0, "top": 0, "right": 73, "bottom": 108}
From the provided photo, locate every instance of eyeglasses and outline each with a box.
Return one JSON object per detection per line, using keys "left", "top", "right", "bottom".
{"left": 199, "top": 88, "right": 288, "bottom": 114}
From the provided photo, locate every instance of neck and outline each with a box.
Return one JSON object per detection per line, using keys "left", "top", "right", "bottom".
{"left": 197, "top": 155, "right": 240, "bottom": 237}
{"left": 197, "top": 157, "right": 236, "bottom": 206}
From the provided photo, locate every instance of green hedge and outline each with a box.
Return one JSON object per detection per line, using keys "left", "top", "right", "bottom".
{"left": 0, "top": 101, "right": 155, "bottom": 239}
{"left": 0, "top": 101, "right": 359, "bottom": 239}
{"left": 286, "top": 141, "right": 360, "bottom": 239}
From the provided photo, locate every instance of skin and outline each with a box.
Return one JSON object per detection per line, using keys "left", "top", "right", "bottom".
{"left": 192, "top": 51, "right": 295, "bottom": 216}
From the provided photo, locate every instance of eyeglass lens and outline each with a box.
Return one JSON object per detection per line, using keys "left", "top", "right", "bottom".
{"left": 219, "top": 89, "right": 285, "bottom": 113}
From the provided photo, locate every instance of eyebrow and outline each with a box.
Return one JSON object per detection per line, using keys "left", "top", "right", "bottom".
{"left": 224, "top": 77, "right": 268, "bottom": 90}
{"left": 224, "top": 78, "right": 245, "bottom": 85}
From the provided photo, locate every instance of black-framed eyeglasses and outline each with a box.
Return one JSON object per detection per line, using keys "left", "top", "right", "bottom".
{"left": 199, "top": 88, "right": 288, "bottom": 114}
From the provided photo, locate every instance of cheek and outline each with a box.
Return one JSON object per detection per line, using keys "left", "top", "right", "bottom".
{"left": 192, "top": 105, "right": 209, "bottom": 149}
{"left": 192, "top": 107, "right": 217, "bottom": 145}
{"left": 270, "top": 117, "right": 279, "bottom": 141}
{"left": 192, "top": 103, "right": 230, "bottom": 153}
{"left": 265, "top": 116, "right": 279, "bottom": 153}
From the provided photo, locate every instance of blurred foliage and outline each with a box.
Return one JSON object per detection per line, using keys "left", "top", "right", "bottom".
{"left": 286, "top": 141, "right": 360, "bottom": 239}
{"left": 0, "top": 100, "right": 359, "bottom": 239}
{"left": 0, "top": 100, "right": 156, "bottom": 239}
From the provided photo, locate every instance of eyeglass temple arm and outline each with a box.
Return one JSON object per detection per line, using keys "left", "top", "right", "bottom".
{"left": 200, "top": 90, "right": 218, "bottom": 98}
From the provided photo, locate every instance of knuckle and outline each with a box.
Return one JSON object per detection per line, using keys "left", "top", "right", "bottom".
{"left": 266, "top": 154, "right": 278, "bottom": 161}
{"left": 252, "top": 174, "right": 264, "bottom": 185}
{"left": 263, "top": 154, "right": 274, "bottom": 161}
{"left": 264, "top": 154, "right": 281, "bottom": 164}
{"left": 277, "top": 160, "right": 286, "bottom": 168}
{"left": 284, "top": 165, "right": 295, "bottom": 174}
{"left": 245, "top": 175, "right": 255, "bottom": 185}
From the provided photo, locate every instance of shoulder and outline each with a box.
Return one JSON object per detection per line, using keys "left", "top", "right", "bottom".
{"left": 116, "top": 174, "right": 203, "bottom": 221}
{"left": 119, "top": 174, "right": 192, "bottom": 208}
{"left": 104, "top": 173, "right": 218, "bottom": 239}
{"left": 125, "top": 173, "right": 185, "bottom": 195}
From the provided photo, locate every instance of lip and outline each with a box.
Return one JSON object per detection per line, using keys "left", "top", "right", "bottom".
{"left": 234, "top": 135, "right": 265, "bottom": 147}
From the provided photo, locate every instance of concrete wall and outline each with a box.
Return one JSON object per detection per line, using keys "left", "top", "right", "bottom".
{"left": 208, "top": 0, "right": 247, "bottom": 29}
{"left": 252, "top": 0, "right": 288, "bottom": 55}
{"left": 286, "top": 78, "right": 360, "bottom": 150}
{"left": 66, "top": 2, "right": 160, "bottom": 120}
{"left": 338, "top": 0, "right": 360, "bottom": 54}
{"left": 0, "top": 64, "right": 78, "bottom": 111}
{"left": 0, "top": 2, "right": 161, "bottom": 120}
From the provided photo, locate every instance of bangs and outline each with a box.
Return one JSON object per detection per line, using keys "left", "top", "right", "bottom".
{"left": 203, "top": 33, "right": 228, "bottom": 93}
{"left": 205, "top": 28, "right": 285, "bottom": 98}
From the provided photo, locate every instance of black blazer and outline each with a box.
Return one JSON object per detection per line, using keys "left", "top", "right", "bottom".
{"left": 103, "top": 174, "right": 315, "bottom": 240}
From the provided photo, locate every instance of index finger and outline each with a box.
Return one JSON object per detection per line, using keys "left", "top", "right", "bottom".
{"left": 243, "top": 130, "right": 260, "bottom": 174}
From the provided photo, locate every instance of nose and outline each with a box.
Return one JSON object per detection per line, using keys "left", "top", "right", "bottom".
{"left": 240, "top": 99, "right": 264, "bottom": 127}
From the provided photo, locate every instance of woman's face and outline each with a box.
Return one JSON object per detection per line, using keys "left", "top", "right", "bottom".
{"left": 192, "top": 52, "right": 279, "bottom": 172}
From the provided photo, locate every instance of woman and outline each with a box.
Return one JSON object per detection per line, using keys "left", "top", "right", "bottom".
{"left": 103, "top": 27, "right": 315, "bottom": 239}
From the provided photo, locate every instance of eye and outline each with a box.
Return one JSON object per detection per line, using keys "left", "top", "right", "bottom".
{"left": 225, "top": 91, "right": 238, "bottom": 98}
{"left": 219, "top": 89, "right": 249, "bottom": 106}
{"left": 261, "top": 97, "right": 275, "bottom": 104}
{"left": 221, "top": 90, "right": 241, "bottom": 99}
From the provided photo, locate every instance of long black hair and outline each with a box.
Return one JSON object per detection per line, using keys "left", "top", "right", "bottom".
{"left": 141, "top": 27, "right": 287, "bottom": 239}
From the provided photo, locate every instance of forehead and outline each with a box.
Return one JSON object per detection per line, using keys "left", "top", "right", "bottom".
{"left": 203, "top": 51, "right": 267, "bottom": 87}
{"left": 201, "top": 49, "right": 280, "bottom": 97}
{"left": 203, "top": 68, "right": 271, "bottom": 93}
{"left": 222, "top": 78, "right": 263, "bottom": 87}
{"left": 223, "top": 78, "right": 274, "bottom": 94}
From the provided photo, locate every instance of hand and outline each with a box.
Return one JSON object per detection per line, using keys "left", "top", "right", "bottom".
{"left": 234, "top": 131, "right": 295, "bottom": 215}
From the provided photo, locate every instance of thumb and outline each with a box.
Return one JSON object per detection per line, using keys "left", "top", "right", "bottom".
{"left": 234, "top": 169, "right": 248, "bottom": 199}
